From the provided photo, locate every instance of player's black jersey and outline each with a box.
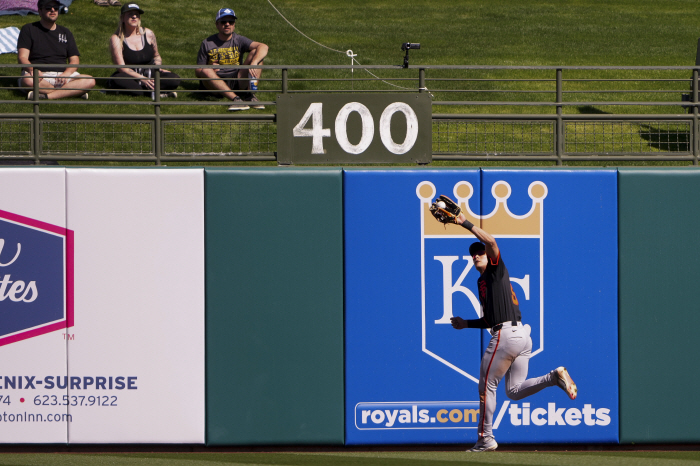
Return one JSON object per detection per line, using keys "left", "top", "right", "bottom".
{"left": 477, "top": 253, "right": 521, "bottom": 327}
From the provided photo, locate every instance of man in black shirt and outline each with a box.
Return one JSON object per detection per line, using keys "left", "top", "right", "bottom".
{"left": 17, "top": 0, "right": 95, "bottom": 100}
{"left": 449, "top": 212, "right": 578, "bottom": 452}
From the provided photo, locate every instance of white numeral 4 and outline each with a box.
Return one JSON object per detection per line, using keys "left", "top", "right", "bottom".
{"left": 292, "top": 102, "right": 331, "bottom": 154}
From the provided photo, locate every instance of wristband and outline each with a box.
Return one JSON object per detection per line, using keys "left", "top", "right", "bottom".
{"left": 461, "top": 219, "right": 474, "bottom": 231}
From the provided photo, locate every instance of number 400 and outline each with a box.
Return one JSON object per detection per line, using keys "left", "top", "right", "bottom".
{"left": 292, "top": 102, "right": 419, "bottom": 155}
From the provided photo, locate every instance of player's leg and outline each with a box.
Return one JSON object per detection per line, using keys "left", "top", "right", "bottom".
{"left": 503, "top": 326, "right": 578, "bottom": 401}
{"left": 503, "top": 328, "right": 555, "bottom": 400}
{"left": 470, "top": 330, "right": 517, "bottom": 452}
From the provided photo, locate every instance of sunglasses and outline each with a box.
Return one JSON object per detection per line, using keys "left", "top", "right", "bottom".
{"left": 218, "top": 20, "right": 235, "bottom": 25}
{"left": 43, "top": 5, "right": 60, "bottom": 11}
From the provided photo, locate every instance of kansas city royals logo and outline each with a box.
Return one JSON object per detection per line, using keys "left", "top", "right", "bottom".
{"left": 416, "top": 180, "right": 547, "bottom": 383}
{"left": 0, "top": 209, "right": 74, "bottom": 346}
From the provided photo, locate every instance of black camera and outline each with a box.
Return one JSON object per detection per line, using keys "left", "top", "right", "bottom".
{"left": 401, "top": 42, "right": 421, "bottom": 68}
{"left": 401, "top": 42, "right": 421, "bottom": 51}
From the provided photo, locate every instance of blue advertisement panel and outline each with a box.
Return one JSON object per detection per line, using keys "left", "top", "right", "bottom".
{"left": 344, "top": 169, "right": 618, "bottom": 445}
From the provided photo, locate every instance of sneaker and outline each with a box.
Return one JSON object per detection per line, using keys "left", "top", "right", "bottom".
{"left": 27, "top": 91, "right": 47, "bottom": 100}
{"left": 244, "top": 94, "right": 265, "bottom": 109}
{"left": 228, "top": 96, "right": 249, "bottom": 111}
{"left": 467, "top": 438, "right": 498, "bottom": 452}
{"left": 80, "top": 92, "right": 89, "bottom": 100}
{"left": 160, "top": 92, "right": 177, "bottom": 98}
{"left": 555, "top": 366, "right": 577, "bottom": 400}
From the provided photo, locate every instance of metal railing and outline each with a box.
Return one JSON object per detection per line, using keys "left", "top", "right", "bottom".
{"left": 0, "top": 64, "right": 698, "bottom": 165}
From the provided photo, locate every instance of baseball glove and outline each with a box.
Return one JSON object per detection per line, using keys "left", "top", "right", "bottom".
{"left": 429, "top": 195, "right": 462, "bottom": 224}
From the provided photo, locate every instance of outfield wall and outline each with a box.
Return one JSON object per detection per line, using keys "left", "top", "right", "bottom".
{"left": 0, "top": 167, "right": 695, "bottom": 445}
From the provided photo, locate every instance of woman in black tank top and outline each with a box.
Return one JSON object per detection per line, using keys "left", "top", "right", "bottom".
{"left": 107, "top": 4, "right": 180, "bottom": 97}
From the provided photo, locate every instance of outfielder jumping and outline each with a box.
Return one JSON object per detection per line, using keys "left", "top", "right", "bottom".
{"left": 430, "top": 196, "right": 577, "bottom": 452}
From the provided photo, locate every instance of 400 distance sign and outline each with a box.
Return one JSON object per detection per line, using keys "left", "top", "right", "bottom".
{"left": 277, "top": 94, "right": 432, "bottom": 164}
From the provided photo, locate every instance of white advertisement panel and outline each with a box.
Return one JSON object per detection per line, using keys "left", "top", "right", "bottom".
{"left": 65, "top": 169, "right": 205, "bottom": 443}
{"left": 0, "top": 168, "right": 69, "bottom": 443}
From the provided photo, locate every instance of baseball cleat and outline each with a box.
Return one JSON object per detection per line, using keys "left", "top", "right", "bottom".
{"left": 555, "top": 366, "right": 577, "bottom": 400}
{"left": 467, "top": 438, "right": 498, "bottom": 452}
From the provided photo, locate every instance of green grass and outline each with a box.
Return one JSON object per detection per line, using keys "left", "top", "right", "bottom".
{"left": 0, "top": 451, "right": 700, "bottom": 466}
{"left": 1, "top": 0, "right": 700, "bottom": 165}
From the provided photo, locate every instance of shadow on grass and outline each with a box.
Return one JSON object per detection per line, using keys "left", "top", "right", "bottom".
{"left": 576, "top": 106, "right": 690, "bottom": 153}
{"left": 638, "top": 125, "right": 690, "bottom": 152}
{"left": 576, "top": 105, "right": 610, "bottom": 115}
{"left": 0, "top": 75, "right": 28, "bottom": 98}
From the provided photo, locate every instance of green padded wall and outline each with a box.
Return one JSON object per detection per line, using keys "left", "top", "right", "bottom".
{"left": 205, "top": 168, "right": 344, "bottom": 445}
{"left": 619, "top": 169, "right": 700, "bottom": 443}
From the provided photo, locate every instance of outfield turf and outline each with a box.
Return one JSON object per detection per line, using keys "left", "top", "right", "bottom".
{"left": 1, "top": 451, "right": 700, "bottom": 466}
{"left": 2, "top": 0, "right": 699, "bottom": 112}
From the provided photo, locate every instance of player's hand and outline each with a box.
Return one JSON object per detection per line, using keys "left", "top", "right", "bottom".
{"left": 455, "top": 213, "right": 466, "bottom": 225}
{"left": 450, "top": 316, "right": 467, "bottom": 329}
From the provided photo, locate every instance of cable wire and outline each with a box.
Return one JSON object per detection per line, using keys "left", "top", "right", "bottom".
{"left": 265, "top": 0, "right": 430, "bottom": 94}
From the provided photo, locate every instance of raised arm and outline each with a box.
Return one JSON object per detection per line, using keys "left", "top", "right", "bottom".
{"left": 456, "top": 213, "right": 499, "bottom": 259}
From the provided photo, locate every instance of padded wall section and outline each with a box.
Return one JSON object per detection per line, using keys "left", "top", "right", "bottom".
{"left": 0, "top": 168, "right": 68, "bottom": 443}
{"left": 345, "top": 169, "right": 618, "bottom": 445}
{"left": 345, "top": 170, "right": 482, "bottom": 445}
{"left": 619, "top": 169, "right": 700, "bottom": 443}
{"left": 66, "top": 169, "right": 205, "bottom": 443}
{"left": 205, "top": 168, "right": 344, "bottom": 445}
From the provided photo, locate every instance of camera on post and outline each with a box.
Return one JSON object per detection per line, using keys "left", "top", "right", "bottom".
{"left": 401, "top": 42, "right": 421, "bottom": 68}
{"left": 401, "top": 43, "right": 421, "bottom": 51}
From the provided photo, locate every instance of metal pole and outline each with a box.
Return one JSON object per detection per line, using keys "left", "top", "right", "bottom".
{"left": 419, "top": 68, "right": 425, "bottom": 93}
{"left": 556, "top": 68, "right": 563, "bottom": 165}
{"left": 32, "top": 72, "right": 41, "bottom": 165}
{"left": 693, "top": 69, "right": 698, "bottom": 165}
{"left": 154, "top": 69, "right": 162, "bottom": 166}
{"left": 282, "top": 68, "right": 288, "bottom": 94}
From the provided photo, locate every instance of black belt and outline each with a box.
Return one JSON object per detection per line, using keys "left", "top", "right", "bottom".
{"left": 492, "top": 320, "right": 520, "bottom": 332}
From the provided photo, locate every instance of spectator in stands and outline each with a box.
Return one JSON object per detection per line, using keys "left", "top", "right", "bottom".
{"left": 107, "top": 3, "right": 180, "bottom": 98}
{"left": 195, "top": 8, "right": 268, "bottom": 111}
{"left": 17, "top": 0, "right": 95, "bottom": 100}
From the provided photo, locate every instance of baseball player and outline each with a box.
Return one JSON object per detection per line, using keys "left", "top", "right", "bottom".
{"left": 449, "top": 211, "right": 577, "bottom": 452}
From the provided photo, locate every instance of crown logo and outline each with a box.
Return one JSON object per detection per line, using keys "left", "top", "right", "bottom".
{"left": 416, "top": 180, "right": 548, "bottom": 237}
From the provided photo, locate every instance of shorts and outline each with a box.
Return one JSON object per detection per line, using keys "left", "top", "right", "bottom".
{"left": 20, "top": 71, "right": 81, "bottom": 88}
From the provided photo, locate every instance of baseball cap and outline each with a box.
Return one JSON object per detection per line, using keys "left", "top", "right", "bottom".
{"left": 37, "top": 0, "right": 61, "bottom": 9}
{"left": 216, "top": 8, "right": 237, "bottom": 21}
{"left": 121, "top": 3, "right": 144, "bottom": 14}
{"left": 469, "top": 242, "right": 486, "bottom": 256}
